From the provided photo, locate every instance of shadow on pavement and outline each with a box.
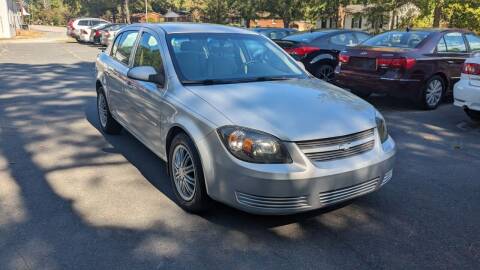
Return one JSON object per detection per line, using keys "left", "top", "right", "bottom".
{"left": 0, "top": 58, "right": 478, "bottom": 270}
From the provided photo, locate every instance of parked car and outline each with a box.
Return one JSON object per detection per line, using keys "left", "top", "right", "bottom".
{"left": 95, "top": 23, "right": 395, "bottom": 215}
{"left": 250, "top": 27, "right": 298, "bottom": 40}
{"left": 335, "top": 29, "right": 480, "bottom": 110}
{"left": 92, "top": 23, "right": 126, "bottom": 44}
{"left": 275, "top": 29, "right": 371, "bottom": 81}
{"left": 99, "top": 24, "right": 126, "bottom": 47}
{"left": 78, "top": 22, "right": 109, "bottom": 43}
{"left": 454, "top": 54, "right": 480, "bottom": 121}
{"left": 67, "top": 18, "right": 109, "bottom": 40}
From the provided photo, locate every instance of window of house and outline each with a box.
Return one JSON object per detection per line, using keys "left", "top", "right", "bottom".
{"left": 321, "top": 19, "right": 327, "bottom": 29}
{"left": 443, "top": 32, "right": 467, "bottom": 53}
{"left": 329, "top": 18, "right": 337, "bottom": 29}
{"left": 351, "top": 16, "right": 362, "bottom": 29}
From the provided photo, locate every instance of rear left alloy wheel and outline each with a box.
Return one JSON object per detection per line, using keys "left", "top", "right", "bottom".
{"left": 97, "top": 88, "right": 122, "bottom": 134}
{"left": 419, "top": 76, "right": 445, "bottom": 110}
{"left": 168, "top": 133, "right": 210, "bottom": 213}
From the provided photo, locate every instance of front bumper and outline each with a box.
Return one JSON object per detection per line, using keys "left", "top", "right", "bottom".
{"left": 454, "top": 79, "right": 480, "bottom": 111}
{"left": 335, "top": 69, "right": 423, "bottom": 98}
{"left": 199, "top": 130, "right": 396, "bottom": 215}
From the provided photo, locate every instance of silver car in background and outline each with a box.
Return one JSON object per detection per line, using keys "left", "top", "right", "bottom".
{"left": 95, "top": 23, "right": 396, "bottom": 214}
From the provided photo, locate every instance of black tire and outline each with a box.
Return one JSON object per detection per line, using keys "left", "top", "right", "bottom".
{"left": 351, "top": 89, "right": 372, "bottom": 99}
{"left": 97, "top": 88, "right": 122, "bottom": 134}
{"left": 418, "top": 75, "right": 445, "bottom": 110}
{"left": 314, "top": 64, "right": 335, "bottom": 82}
{"left": 168, "top": 133, "right": 210, "bottom": 213}
{"left": 465, "top": 108, "right": 480, "bottom": 122}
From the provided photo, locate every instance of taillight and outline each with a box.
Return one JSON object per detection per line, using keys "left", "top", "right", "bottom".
{"left": 95, "top": 30, "right": 100, "bottom": 37}
{"left": 462, "top": 63, "right": 480, "bottom": 75}
{"left": 377, "top": 57, "right": 416, "bottom": 70}
{"left": 339, "top": 53, "right": 350, "bottom": 63}
{"left": 285, "top": 46, "right": 320, "bottom": 57}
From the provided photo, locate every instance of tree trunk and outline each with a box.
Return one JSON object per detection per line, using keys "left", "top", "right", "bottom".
{"left": 245, "top": 18, "right": 251, "bottom": 28}
{"left": 124, "top": 0, "right": 131, "bottom": 24}
{"left": 432, "top": 3, "right": 442, "bottom": 28}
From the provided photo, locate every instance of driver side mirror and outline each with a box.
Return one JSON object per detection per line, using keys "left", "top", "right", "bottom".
{"left": 296, "top": 61, "right": 305, "bottom": 70}
{"left": 127, "top": 66, "right": 165, "bottom": 87}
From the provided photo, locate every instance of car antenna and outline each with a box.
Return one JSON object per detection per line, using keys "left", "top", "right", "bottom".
{"left": 406, "top": 26, "right": 410, "bottom": 32}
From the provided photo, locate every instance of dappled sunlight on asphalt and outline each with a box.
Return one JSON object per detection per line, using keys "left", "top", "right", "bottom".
{"left": 0, "top": 41, "right": 479, "bottom": 269}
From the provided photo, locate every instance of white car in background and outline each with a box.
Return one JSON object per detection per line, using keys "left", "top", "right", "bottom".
{"left": 454, "top": 55, "right": 480, "bottom": 121}
{"left": 99, "top": 24, "right": 126, "bottom": 46}
{"left": 67, "top": 18, "right": 109, "bottom": 41}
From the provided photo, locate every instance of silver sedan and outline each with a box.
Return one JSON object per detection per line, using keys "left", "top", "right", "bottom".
{"left": 95, "top": 23, "right": 396, "bottom": 215}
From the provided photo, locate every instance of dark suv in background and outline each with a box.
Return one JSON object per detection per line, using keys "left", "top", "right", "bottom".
{"left": 335, "top": 29, "right": 480, "bottom": 109}
{"left": 275, "top": 29, "right": 371, "bottom": 81}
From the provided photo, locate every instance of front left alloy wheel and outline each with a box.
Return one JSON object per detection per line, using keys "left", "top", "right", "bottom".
{"left": 168, "top": 133, "right": 210, "bottom": 212}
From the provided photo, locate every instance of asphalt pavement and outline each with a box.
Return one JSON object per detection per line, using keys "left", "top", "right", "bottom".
{"left": 0, "top": 29, "right": 479, "bottom": 270}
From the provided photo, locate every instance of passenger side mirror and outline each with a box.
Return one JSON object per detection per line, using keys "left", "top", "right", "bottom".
{"left": 127, "top": 66, "right": 165, "bottom": 87}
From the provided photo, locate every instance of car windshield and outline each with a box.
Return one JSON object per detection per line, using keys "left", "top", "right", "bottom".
{"left": 283, "top": 30, "right": 334, "bottom": 43}
{"left": 362, "top": 31, "right": 431, "bottom": 48}
{"left": 167, "top": 33, "right": 306, "bottom": 84}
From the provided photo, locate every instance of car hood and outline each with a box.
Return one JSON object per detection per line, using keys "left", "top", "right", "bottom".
{"left": 186, "top": 79, "right": 376, "bottom": 141}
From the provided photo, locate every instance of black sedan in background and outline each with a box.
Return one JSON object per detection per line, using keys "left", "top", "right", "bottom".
{"left": 251, "top": 27, "right": 298, "bottom": 40}
{"left": 275, "top": 29, "right": 371, "bottom": 81}
{"left": 335, "top": 29, "right": 480, "bottom": 109}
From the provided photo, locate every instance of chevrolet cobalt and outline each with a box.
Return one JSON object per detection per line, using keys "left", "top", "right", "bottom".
{"left": 95, "top": 23, "right": 396, "bottom": 214}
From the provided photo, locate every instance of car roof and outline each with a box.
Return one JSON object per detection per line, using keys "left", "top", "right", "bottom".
{"left": 252, "top": 27, "right": 296, "bottom": 31}
{"left": 389, "top": 28, "right": 472, "bottom": 33}
{"left": 139, "top": 23, "right": 257, "bottom": 35}
{"left": 76, "top": 18, "right": 107, "bottom": 21}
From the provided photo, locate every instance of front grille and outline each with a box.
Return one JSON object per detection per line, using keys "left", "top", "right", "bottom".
{"left": 319, "top": 178, "right": 379, "bottom": 206}
{"left": 235, "top": 192, "right": 310, "bottom": 210}
{"left": 297, "top": 129, "right": 375, "bottom": 162}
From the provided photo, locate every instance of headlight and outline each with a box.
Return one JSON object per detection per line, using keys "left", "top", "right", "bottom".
{"left": 375, "top": 111, "right": 388, "bottom": 143}
{"left": 218, "top": 126, "right": 292, "bottom": 164}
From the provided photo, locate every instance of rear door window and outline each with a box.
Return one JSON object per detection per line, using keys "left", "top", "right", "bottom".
{"left": 466, "top": 34, "right": 480, "bottom": 52}
{"left": 443, "top": 32, "right": 467, "bottom": 53}
{"left": 113, "top": 31, "right": 139, "bottom": 65}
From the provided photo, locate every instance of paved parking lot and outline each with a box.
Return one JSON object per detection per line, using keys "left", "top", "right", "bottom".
{"left": 0, "top": 36, "right": 479, "bottom": 270}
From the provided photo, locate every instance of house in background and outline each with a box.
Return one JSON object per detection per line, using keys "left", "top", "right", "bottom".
{"left": 0, "top": 0, "right": 21, "bottom": 38}
{"left": 317, "top": 3, "right": 420, "bottom": 33}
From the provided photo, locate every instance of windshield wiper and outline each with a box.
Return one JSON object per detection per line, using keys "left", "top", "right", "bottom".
{"left": 253, "top": 76, "right": 293, "bottom": 82}
{"left": 182, "top": 79, "right": 235, "bottom": 85}
{"left": 182, "top": 77, "right": 295, "bottom": 85}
